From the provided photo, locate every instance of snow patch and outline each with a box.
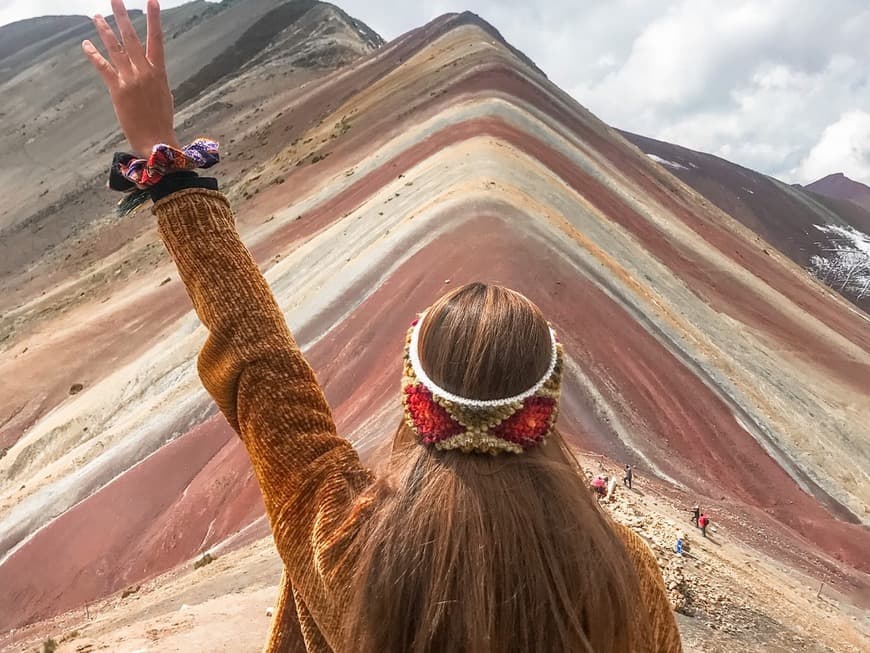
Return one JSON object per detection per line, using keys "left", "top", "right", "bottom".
{"left": 809, "top": 224, "right": 870, "bottom": 300}
{"left": 741, "top": 187, "right": 755, "bottom": 195}
{"left": 646, "top": 153, "right": 689, "bottom": 171}
{"left": 814, "top": 223, "right": 870, "bottom": 256}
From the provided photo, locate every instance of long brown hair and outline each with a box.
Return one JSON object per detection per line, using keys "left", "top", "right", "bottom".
{"left": 344, "top": 283, "right": 640, "bottom": 652}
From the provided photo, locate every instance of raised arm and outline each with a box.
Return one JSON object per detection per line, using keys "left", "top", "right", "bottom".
{"left": 83, "top": 1, "right": 373, "bottom": 640}
{"left": 152, "top": 187, "right": 372, "bottom": 513}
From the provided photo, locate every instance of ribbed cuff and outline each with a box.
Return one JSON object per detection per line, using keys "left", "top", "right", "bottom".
{"left": 149, "top": 172, "right": 219, "bottom": 203}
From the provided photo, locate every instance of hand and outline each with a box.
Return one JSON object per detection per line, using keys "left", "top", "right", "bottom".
{"left": 82, "top": 0, "right": 179, "bottom": 157}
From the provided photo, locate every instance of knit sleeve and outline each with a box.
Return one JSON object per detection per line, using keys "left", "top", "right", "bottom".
{"left": 153, "top": 188, "right": 373, "bottom": 642}
{"left": 615, "top": 523, "right": 683, "bottom": 653}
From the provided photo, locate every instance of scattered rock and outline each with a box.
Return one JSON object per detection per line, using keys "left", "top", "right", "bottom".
{"left": 159, "top": 277, "right": 171, "bottom": 287}
{"left": 266, "top": 607, "right": 274, "bottom": 617}
{"left": 121, "top": 585, "right": 140, "bottom": 599}
{"left": 194, "top": 553, "right": 215, "bottom": 569}
{"left": 69, "top": 383, "right": 84, "bottom": 395}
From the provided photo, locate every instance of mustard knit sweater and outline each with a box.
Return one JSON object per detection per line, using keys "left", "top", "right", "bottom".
{"left": 154, "top": 188, "right": 683, "bottom": 653}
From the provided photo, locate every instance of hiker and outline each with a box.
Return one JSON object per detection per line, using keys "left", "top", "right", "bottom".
{"left": 591, "top": 475, "right": 609, "bottom": 498}
{"left": 674, "top": 536, "right": 684, "bottom": 556}
{"left": 689, "top": 505, "right": 700, "bottom": 528}
{"left": 623, "top": 463, "right": 633, "bottom": 489}
{"left": 82, "top": 3, "right": 682, "bottom": 651}
{"left": 699, "top": 513, "right": 710, "bottom": 538}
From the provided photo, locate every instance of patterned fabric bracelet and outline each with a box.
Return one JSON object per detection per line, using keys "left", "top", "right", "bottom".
{"left": 107, "top": 138, "right": 220, "bottom": 216}
{"left": 119, "top": 138, "right": 220, "bottom": 187}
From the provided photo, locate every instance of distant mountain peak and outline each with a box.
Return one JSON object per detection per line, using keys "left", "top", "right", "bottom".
{"left": 808, "top": 171, "right": 867, "bottom": 186}
{"left": 806, "top": 171, "right": 870, "bottom": 213}
{"left": 811, "top": 171, "right": 849, "bottom": 184}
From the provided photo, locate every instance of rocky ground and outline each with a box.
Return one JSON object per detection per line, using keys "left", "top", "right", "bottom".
{"left": 596, "top": 459, "right": 869, "bottom": 653}
{"left": 5, "top": 455, "right": 866, "bottom": 653}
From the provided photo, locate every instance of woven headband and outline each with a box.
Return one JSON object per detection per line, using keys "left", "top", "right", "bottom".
{"left": 401, "top": 312, "right": 563, "bottom": 454}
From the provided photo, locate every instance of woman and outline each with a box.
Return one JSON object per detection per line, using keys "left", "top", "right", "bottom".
{"left": 83, "top": 2, "right": 681, "bottom": 651}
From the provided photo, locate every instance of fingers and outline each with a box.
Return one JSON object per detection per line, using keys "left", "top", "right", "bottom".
{"left": 93, "top": 14, "right": 132, "bottom": 75}
{"left": 111, "top": 0, "right": 147, "bottom": 67}
{"left": 146, "top": 0, "right": 165, "bottom": 69}
{"left": 82, "top": 39, "right": 118, "bottom": 89}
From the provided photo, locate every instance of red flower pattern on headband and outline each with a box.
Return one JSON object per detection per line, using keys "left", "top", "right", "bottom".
{"left": 404, "top": 384, "right": 464, "bottom": 444}
{"left": 491, "top": 397, "right": 556, "bottom": 446}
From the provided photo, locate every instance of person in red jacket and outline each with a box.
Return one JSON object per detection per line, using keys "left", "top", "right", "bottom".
{"left": 699, "top": 513, "right": 710, "bottom": 537}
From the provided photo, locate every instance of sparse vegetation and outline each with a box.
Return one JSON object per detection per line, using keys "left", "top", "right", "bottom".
{"left": 58, "top": 630, "right": 80, "bottom": 643}
{"left": 334, "top": 116, "right": 352, "bottom": 136}
{"left": 40, "top": 638, "right": 57, "bottom": 653}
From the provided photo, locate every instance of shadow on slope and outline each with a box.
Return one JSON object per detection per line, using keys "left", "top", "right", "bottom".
{"left": 174, "top": 0, "right": 384, "bottom": 105}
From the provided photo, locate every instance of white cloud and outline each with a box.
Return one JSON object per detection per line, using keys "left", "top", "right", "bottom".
{"left": 0, "top": 0, "right": 193, "bottom": 26}
{"left": 793, "top": 111, "right": 870, "bottom": 184}
{"left": 571, "top": 0, "right": 870, "bottom": 184}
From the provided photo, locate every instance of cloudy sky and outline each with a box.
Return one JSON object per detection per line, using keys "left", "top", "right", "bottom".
{"left": 2, "top": 0, "right": 868, "bottom": 185}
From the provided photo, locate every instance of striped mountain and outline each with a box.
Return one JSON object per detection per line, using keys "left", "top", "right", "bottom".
{"left": 1, "top": 2, "right": 867, "bottom": 650}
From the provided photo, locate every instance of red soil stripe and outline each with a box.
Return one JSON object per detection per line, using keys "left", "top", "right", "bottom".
{"left": 0, "top": 415, "right": 262, "bottom": 632}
